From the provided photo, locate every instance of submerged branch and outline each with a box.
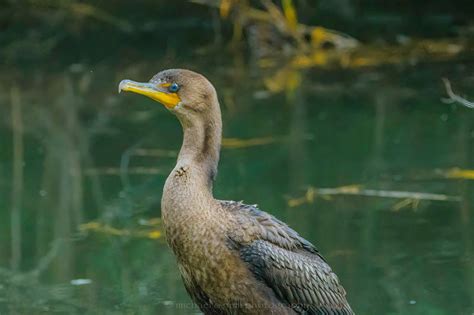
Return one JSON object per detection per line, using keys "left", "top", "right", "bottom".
{"left": 79, "top": 220, "right": 162, "bottom": 239}
{"left": 442, "top": 78, "right": 474, "bottom": 109}
{"left": 127, "top": 137, "right": 279, "bottom": 158}
{"left": 86, "top": 137, "right": 280, "bottom": 178}
{"left": 288, "top": 185, "right": 461, "bottom": 208}
{"left": 132, "top": 148, "right": 178, "bottom": 157}
{"left": 222, "top": 136, "right": 278, "bottom": 148}
{"left": 84, "top": 167, "right": 166, "bottom": 176}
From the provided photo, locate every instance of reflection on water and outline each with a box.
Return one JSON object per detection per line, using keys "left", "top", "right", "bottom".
{"left": 0, "top": 56, "right": 473, "bottom": 315}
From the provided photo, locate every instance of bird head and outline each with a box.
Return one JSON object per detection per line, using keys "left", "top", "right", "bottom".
{"left": 118, "top": 69, "right": 219, "bottom": 123}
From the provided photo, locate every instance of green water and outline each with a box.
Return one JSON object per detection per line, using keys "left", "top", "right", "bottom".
{"left": 1, "top": 53, "right": 474, "bottom": 315}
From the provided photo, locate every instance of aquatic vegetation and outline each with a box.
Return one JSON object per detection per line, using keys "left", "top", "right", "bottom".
{"left": 195, "top": 0, "right": 359, "bottom": 54}
{"left": 196, "top": 0, "right": 472, "bottom": 96}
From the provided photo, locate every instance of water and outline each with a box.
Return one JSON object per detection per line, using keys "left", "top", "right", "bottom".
{"left": 1, "top": 52, "right": 473, "bottom": 314}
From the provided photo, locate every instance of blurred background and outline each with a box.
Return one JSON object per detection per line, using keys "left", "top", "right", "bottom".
{"left": 1, "top": 0, "right": 474, "bottom": 314}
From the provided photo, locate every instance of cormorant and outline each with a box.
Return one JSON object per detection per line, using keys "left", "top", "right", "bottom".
{"left": 119, "top": 69, "right": 354, "bottom": 315}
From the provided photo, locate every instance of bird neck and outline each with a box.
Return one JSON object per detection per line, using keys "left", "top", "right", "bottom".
{"left": 176, "top": 107, "right": 222, "bottom": 192}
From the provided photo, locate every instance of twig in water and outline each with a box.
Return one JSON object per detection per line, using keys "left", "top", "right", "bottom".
{"left": 132, "top": 148, "right": 177, "bottom": 157}
{"left": 222, "top": 136, "right": 278, "bottom": 149}
{"left": 79, "top": 221, "right": 162, "bottom": 239}
{"left": 84, "top": 167, "right": 165, "bottom": 176}
{"left": 288, "top": 185, "right": 461, "bottom": 208}
{"left": 442, "top": 78, "right": 474, "bottom": 109}
{"left": 391, "top": 198, "right": 420, "bottom": 212}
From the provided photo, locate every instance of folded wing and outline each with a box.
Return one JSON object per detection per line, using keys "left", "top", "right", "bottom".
{"left": 222, "top": 201, "right": 354, "bottom": 315}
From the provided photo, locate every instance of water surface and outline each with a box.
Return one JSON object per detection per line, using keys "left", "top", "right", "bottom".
{"left": 1, "top": 52, "right": 473, "bottom": 315}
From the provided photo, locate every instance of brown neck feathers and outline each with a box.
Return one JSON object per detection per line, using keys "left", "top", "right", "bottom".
{"left": 176, "top": 103, "right": 222, "bottom": 190}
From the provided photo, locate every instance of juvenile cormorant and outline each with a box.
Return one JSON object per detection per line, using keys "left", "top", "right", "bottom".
{"left": 119, "top": 69, "right": 354, "bottom": 315}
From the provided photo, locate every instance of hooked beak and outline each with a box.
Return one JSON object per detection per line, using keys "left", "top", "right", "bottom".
{"left": 118, "top": 79, "right": 181, "bottom": 109}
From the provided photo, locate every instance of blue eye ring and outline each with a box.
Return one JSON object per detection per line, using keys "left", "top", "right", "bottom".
{"left": 168, "top": 83, "right": 180, "bottom": 93}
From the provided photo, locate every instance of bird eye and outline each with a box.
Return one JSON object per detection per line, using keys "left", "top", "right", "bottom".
{"left": 168, "top": 83, "right": 180, "bottom": 93}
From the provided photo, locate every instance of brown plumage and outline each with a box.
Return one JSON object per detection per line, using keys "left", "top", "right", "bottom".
{"left": 119, "top": 69, "right": 354, "bottom": 315}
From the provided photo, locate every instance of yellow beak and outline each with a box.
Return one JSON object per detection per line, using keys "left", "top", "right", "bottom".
{"left": 118, "top": 79, "right": 181, "bottom": 109}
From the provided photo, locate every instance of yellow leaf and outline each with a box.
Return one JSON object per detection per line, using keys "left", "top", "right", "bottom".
{"left": 147, "top": 230, "right": 162, "bottom": 239}
{"left": 102, "top": 225, "right": 128, "bottom": 236}
{"left": 287, "top": 187, "right": 317, "bottom": 207}
{"left": 311, "top": 27, "right": 329, "bottom": 45}
{"left": 220, "top": 0, "right": 232, "bottom": 19}
{"left": 222, "top": 137, "right": 277, "bottom": 149}
{"left": 335, "top": 185, "right": 362, "bottom": 194}
{"left": 263, "top": 68, "right": 302, "bottom": 93}
{"left": 311, "top": 51, "right": 328, "bottom": 66}
{"left": 79, "top": 221, "right": 100, "bottom": 231}
{"left": 282, "top": 0, "right": 298, "bottom": 31}
{"left": 291, "top": 55, "right": 313, "bottom": 68}
{"left": 287, "top": 196, "right": 308, "bottom": 207}
{"left": 444, "top": 168, "right": 474, "bottom": 180}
